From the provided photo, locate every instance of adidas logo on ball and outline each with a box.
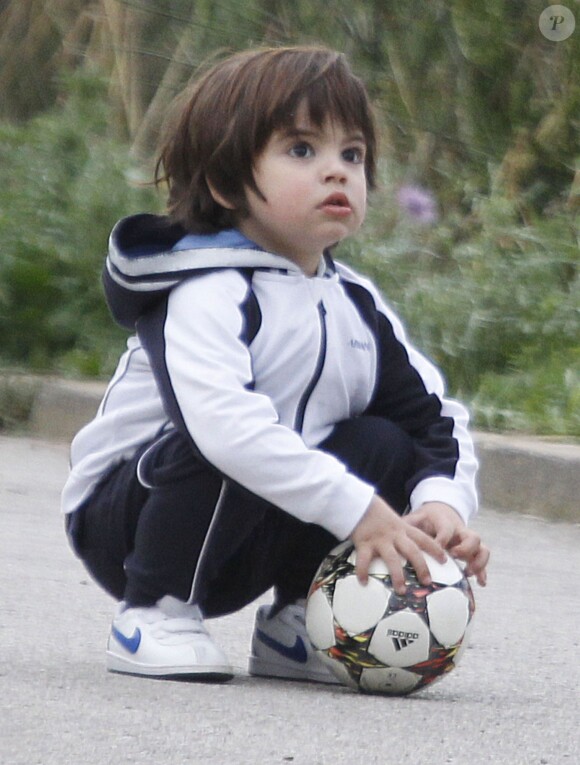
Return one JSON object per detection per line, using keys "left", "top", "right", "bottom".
{"left": 387, "top": 628, "right": 419, "bottom": 651}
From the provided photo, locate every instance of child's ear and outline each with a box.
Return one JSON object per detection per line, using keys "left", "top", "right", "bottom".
{"left": 206, "top": 177, "right": 237, "bottom": 210}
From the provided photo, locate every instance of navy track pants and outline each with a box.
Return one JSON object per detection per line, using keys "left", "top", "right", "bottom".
{"left": 66, "top": 416, "right": 415, "bottom": 618}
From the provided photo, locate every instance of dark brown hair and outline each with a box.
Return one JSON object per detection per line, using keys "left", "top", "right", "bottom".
{"left": 155, "top": 46, "right": 378, "bottom": 233}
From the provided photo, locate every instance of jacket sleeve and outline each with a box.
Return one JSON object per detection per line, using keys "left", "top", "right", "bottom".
{"left": 137, "top": 272, "right": 375, "bottom": 540}
{"left": 364, "top": 288, "right": 478, "bottom": 523}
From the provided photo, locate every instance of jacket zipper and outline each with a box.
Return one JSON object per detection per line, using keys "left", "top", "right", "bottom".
{"left": 294, "top": 301, "right": 327, "bottom": 433}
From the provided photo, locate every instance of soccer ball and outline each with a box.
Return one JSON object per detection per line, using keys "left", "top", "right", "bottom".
{"left": 305, "top": 541, "right": 475, "bottom": 695}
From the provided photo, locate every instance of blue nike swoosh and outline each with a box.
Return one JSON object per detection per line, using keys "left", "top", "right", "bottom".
{"left": 256, "top": 629, "right": 308, "bottom": 664}
{"left": 111, "top": 625, "right": 141, "bottom": 654}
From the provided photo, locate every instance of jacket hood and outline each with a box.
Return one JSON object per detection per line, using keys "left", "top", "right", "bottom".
{"left": 103, "top": 214, "right": 300, "bottom": 329}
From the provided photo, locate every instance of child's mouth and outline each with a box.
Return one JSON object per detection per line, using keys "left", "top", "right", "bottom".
{"left": 319, "top": 193, "right": 352, "bottom": 216}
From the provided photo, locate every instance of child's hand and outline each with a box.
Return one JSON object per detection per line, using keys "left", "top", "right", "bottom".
{"left": 350, "top": 495, "right": 447, "bottom": 594}
{"left": 404, "top": 502, "right": 490, "bottom": 587}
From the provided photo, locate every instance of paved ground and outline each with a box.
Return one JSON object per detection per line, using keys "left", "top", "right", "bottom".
{"left": 1, "top": 435, "right": 579, "bottom": 765}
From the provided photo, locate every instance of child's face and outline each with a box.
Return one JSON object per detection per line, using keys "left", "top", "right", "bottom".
{"left": 237, "top": 104, "right": 368, "bottom": 274}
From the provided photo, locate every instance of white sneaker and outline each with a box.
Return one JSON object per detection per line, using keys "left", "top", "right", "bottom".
{"left": 106, "top": 595, "right": 233, "bottom": 680}
{"left": 248, "top": 602, "right": 339, "bottom": 684}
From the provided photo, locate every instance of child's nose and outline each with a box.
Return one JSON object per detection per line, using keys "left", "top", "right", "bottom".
{"left": 322, "top": 157, "right": 347, "bottom": 183}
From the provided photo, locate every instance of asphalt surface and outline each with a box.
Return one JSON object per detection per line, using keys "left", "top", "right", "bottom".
{"left": 1, "top": 434, "right": 579, "bottom": 765}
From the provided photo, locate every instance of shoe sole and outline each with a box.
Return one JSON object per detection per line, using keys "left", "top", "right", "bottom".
{"left": 248, "top": 655, "right": 340, "bottom": 685}
{"left": 106, "top": 651, "right": 234, "bottom": 681}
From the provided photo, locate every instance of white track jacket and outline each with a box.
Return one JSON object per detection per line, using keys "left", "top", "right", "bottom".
{"left": 61, "top": 214, "right": 478, "bottom": 539}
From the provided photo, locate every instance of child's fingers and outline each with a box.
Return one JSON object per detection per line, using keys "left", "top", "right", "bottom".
{"left": 462, "top": 544, "right": 490, "bottom": 587}
{"left": 407, "top": 524, "right": 447, "bottom": 563}
{"left": 354, "top": 540, "right": 407, "bottom": 593}
{"left": 449, "top": 531, "right": 489, "bottom": 576}
{"left": 354, "top": 544, "right": 372, "bottom": 585}
{"left": 352, "top": 498, "right": 448, "bottom": 594}
{"left": 448, "top": 529, "right": 480, "bottom": 559}
{"left": 391, "top": 529, "right": 442, "bottom": 593}
{"left": 404, "top": 506, "right": 456, "bottom": 550}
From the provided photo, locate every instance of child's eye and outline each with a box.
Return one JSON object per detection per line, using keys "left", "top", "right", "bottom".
{"left": 289, "top": 142, "right": 314, "bottom": 159}
{"left": 342, "top": 146, "right": 365, "bottom": 164}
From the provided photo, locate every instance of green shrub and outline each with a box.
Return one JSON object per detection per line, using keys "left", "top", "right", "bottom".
{"left": 0, "top": 69, "right": 159, "bottom": 376}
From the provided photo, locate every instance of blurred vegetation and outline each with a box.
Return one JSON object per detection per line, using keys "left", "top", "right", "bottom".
{"left": 0, "top": 71, "right": 158, "bottom": 375}
{"left": 0, "top": 0, "right": 578, "bottom": 434}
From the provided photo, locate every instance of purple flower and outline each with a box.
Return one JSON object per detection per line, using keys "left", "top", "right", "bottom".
{"left": 397, "top": 185, "right": 438, "bottom": 224}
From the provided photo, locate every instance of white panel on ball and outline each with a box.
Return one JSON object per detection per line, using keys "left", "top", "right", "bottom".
{"left": 347, "top": 551, "right": 406, "bottom": 576}
{"left": 426, "top": 588, "right": 470, "bottom": 647}
{"left": 423, "top": 553, "right": 464, "bottom": 585}
{"left": 305, "top": 587, "right": 336, "bottom": 649}
{"left": 368, "top": 558, "right": 390, "bottom": 576}
{"left": 360, "top": 666, "right": 421, "bottom": 695}
{"left": 332, "top": 575, "right": 391, "bottom": 635}
{"left": 368, "top": 610, "right": 431, "bottom": 667}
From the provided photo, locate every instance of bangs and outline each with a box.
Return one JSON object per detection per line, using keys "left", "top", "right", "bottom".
{"left": 246, "top": 49, "right": 378, "bottom": 188}
{"left": 276, "top": 60, "right": 373, "bottom": 138}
